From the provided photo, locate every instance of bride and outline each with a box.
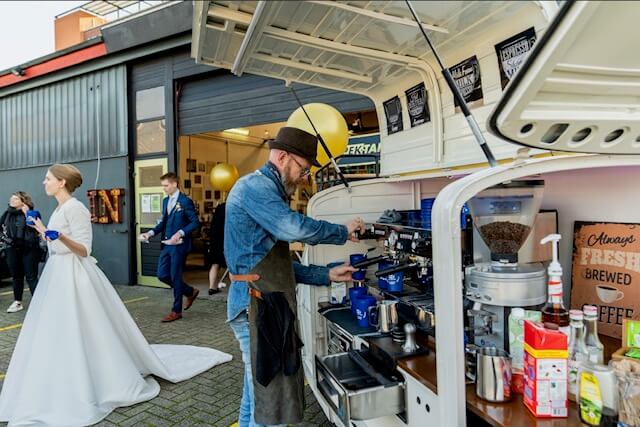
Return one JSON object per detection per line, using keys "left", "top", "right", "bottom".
{"left": 0, "top": 164, "right": 232, "bottom": 426}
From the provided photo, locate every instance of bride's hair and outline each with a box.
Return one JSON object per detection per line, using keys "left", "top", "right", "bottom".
{"left": 49, "top": 164, "right": 83, "bottom": 193}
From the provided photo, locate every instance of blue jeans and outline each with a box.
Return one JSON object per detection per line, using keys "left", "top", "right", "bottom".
{"left": 229, "top": 311, "right": 285, "bottom": 427}
{"left": 229, "top": 311, "right": 263, "bottom": 427}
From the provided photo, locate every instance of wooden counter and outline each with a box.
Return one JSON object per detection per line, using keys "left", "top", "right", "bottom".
{"left": 398, "top": 346, "right": 438, "bottom": 393}
{"left": 465, "top": 388, "right": 580, "bottom": 427}
{"left": 396, "top": 333, "right": 622, "bottom": 426}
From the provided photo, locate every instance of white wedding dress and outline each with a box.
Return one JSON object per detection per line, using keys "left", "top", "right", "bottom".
{"left": 0, "top": 198, "right": 232, "bottom": 426}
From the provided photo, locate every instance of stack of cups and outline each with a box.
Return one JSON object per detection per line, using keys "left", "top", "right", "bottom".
{"left": 422, "top": 198, "right": 470, "bottom": 230}
{"left": 421, "top": 198, "right": 435, "bottom": 229}
{"left": 349, "top": 287, "right": 367, "bottom": 315}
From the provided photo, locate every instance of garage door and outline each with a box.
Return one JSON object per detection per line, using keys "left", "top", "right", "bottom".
{"left": 178, "top": 72, "right": 374, "bottom": 135}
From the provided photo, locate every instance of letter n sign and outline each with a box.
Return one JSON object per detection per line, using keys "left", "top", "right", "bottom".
{"left": 87, "top": 189, "right": 125, "bottom": 224}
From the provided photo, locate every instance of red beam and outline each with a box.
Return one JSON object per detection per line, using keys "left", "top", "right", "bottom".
{"left": 0, "top": 42, "right": 108, "bottom": 89}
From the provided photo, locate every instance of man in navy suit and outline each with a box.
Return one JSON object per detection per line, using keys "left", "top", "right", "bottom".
{"left": 140, "top": 172, "right": 200, "bottom": 322}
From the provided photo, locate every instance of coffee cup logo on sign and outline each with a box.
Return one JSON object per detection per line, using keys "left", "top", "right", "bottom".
{"left": 596, "top": 285, "right": 624, "bottom": 303}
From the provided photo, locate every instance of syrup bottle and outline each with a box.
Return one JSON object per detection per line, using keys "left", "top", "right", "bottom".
{"left": 583, "top": 305, "right": 604, "bottom": 364}
{"left": 540, "top": 234, "right": 570, "bottom": 335}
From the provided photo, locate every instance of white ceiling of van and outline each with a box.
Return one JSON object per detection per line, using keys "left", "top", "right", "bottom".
{"left": 192, "top": 1, "right": 532, "bottom": 95}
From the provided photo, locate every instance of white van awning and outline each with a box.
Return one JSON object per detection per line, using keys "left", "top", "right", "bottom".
{"left": 489, "top": 1, "right": 640, "bottom": 155}
{"left": 191, "top": 1, "right": 536, "bottom": 95}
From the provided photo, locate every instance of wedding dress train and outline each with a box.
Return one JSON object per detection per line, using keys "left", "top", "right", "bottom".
{"left": 0, "top": 198, "right": 232, "bottom": 426}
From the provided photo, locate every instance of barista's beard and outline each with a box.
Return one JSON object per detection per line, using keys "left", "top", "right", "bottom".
{"left": 281, "top": 163, "right": 298, "bottom": 197}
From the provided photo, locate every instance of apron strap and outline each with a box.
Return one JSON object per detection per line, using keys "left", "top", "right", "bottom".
{"left": 229, "top": 273, "right": 264, "bottom": 299}
{"left": 229, "top": 273, "right": 261, "bottom": 282}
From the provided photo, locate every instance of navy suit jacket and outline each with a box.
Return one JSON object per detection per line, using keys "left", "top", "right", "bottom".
{"left": 151, "top": 192, "right": 200, "bottom": 252}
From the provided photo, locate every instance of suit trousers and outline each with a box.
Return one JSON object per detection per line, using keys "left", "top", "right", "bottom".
{"left": 157, "top": 245, "right": 194, "bottom": 313}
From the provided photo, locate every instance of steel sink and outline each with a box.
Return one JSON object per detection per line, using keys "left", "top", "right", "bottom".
{"left": 315, "top": 351, "right": 405, "bottom": 426}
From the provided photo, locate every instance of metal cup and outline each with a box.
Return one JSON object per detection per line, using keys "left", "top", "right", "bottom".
{"left": 368, "top": 300, "right": 398, "bottom": 333}
{"left": 475, "top": 347, "right": 512, "bottom": 402}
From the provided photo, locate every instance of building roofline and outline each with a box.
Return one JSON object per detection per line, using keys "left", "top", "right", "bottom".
{"left": 54, "top": 5, "right": 104, "bottom": 20}
{"left": 0, "top": 33, "right": 191, "bottom": 98}
{"left": 100, "top": 1, "right": 178, "bottom": 30}
{"left": 0, "top": 1, "right": 191, "bottom": 92}
{"left": 0, "top": 36, "right": 104, "bottom": 77}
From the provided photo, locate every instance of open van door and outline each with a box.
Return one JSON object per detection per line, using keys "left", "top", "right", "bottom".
{"left": 489, "top": 0, "right": 640, "bottom": 155}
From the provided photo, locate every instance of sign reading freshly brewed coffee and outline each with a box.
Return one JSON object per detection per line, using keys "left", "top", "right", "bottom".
{"left": 405, "top": 82, "right": 430, "bottom": 127}
{"left": 571, "top": 221, "right": 640, "bottom": 339}
{"left": 449, "top": 55, "right": 483, "bottom": 107}
{"left": 494, "top": 27, "right": 537, "bottom": 89}
{"left": 383, "top": 96, "right": 403, "bottom": 135}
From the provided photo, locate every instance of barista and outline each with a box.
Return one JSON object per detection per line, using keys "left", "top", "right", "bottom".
{"left": 225, "top": 126, "right": 365, "bottom": 426}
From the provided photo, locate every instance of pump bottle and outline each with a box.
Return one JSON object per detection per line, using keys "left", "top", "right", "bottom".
{"left": 540, "top": 234, "right": 570, "bottom": 335}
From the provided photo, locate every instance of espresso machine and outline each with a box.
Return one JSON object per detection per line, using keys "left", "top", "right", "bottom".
{"left": 355, "top": 219, "right": 461, "bottom": 334}
{"left": 465, "top": 181, "right": 548, "bottom": 350}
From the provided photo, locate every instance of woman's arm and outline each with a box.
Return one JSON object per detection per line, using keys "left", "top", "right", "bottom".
{"left": 32, "top": 206, "right": 92, "bottom": 258}
{"left": 57, "top": 233, "right": 88, "bottom": 257}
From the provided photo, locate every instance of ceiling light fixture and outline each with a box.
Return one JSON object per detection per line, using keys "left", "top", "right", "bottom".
{"left": 222, "top": 128, "right": 250, "bottom": 136}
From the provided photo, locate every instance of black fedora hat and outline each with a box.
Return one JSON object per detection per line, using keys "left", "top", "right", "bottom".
{"left": 268, "top": 127, "right": 321, "bottom": 167}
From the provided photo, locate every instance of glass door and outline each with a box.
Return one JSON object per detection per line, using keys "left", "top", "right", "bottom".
{"left": 134, "top": 158, "right": 169, "bottom": 287}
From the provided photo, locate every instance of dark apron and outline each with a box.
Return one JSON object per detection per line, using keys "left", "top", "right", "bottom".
{"left": 248, "top": 240, "right": 304, "bottom": 425}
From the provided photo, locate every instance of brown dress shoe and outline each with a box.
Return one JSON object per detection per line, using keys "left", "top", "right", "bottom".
{"left": 161, "top": 312, "right": 182, "bottom": 322}
{"left": 184, "top": 288, "right": 200, "bottom": 311}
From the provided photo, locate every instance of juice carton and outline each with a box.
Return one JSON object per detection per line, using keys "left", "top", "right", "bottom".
{"left": 523, "top": 320, "right": 569, "bottom": 418}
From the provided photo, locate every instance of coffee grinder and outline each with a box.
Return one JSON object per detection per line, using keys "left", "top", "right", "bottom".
{"left": 465, "top": 180, "right": 547, "bottom": 350}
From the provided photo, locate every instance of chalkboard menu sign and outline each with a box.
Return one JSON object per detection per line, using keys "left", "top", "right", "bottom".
{"left": 405, "top": 82, "right": 430, "bottom": 127}
{"left": 571, "top": 221, "right": 640, "bottom": 339}
{"left": 495, "top": 27, "right": 537, "bottom": 89}
{"left": 383, "top": 96, "right": 403, "bottom": 135}
{"left": 449, "top": 55, "right": 483, "bottom": 107}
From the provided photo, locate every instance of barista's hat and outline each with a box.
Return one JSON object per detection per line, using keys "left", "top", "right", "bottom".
{"left": 268, "top": 127, "right": 321, "bottom": 167}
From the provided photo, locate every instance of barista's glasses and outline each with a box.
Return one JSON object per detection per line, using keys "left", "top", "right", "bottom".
{"left": 289, "top": 154, "right": 311, "bottom": 178}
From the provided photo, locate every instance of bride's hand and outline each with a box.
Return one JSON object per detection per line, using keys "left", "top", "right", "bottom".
{"left": 32, "top": 218, "right": 47, "bottom": 234}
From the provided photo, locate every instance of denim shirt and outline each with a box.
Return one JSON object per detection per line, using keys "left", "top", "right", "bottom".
{"left": 224, "top": 162, "right": 349, "bottom": 322}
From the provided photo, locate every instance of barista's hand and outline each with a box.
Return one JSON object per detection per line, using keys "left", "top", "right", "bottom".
{"left": 329, "top": 265, "right": 358, "bottom": 282}
{"left": 346, "top": 217, "right": 365, "bottom": 242}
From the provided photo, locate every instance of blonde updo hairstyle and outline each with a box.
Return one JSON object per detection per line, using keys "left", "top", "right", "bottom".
{"left": 48, "top": 164, "right": 83, "bottom": 194}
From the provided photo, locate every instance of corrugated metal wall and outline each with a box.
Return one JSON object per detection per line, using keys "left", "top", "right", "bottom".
{"left": 0, "top": 66, "right": 127, "bottom": 170}
{"left": 130, "top": 49, "right": 212, "bottom": 92}
{"left": 178, "top": 74, "right": 375, "bottom": 135}
{"left": 0, "top": 157, "right": 131, "bottom": 284}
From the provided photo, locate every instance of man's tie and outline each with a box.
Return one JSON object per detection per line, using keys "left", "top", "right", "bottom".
{"left": 168, "top": 196, "right": 176, "bottom": 214}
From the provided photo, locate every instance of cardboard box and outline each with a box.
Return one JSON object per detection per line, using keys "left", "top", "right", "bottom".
{"left": 523, "top": 321, "right": 569, "bottom": 418}
{"left": 612, "top": 318, "right": 640, "bottom": 362}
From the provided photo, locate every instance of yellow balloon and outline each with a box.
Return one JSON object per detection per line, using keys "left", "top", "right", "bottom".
{"left": 209, "top": 163, "right": 239, "bottom": 192}
{"left": 286, "top": 103, "right": 349, "bottom": 167}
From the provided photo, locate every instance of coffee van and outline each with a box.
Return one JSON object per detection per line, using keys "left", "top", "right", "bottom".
{"left": 192, "top": 2, "right": 640, "bottom": 425}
